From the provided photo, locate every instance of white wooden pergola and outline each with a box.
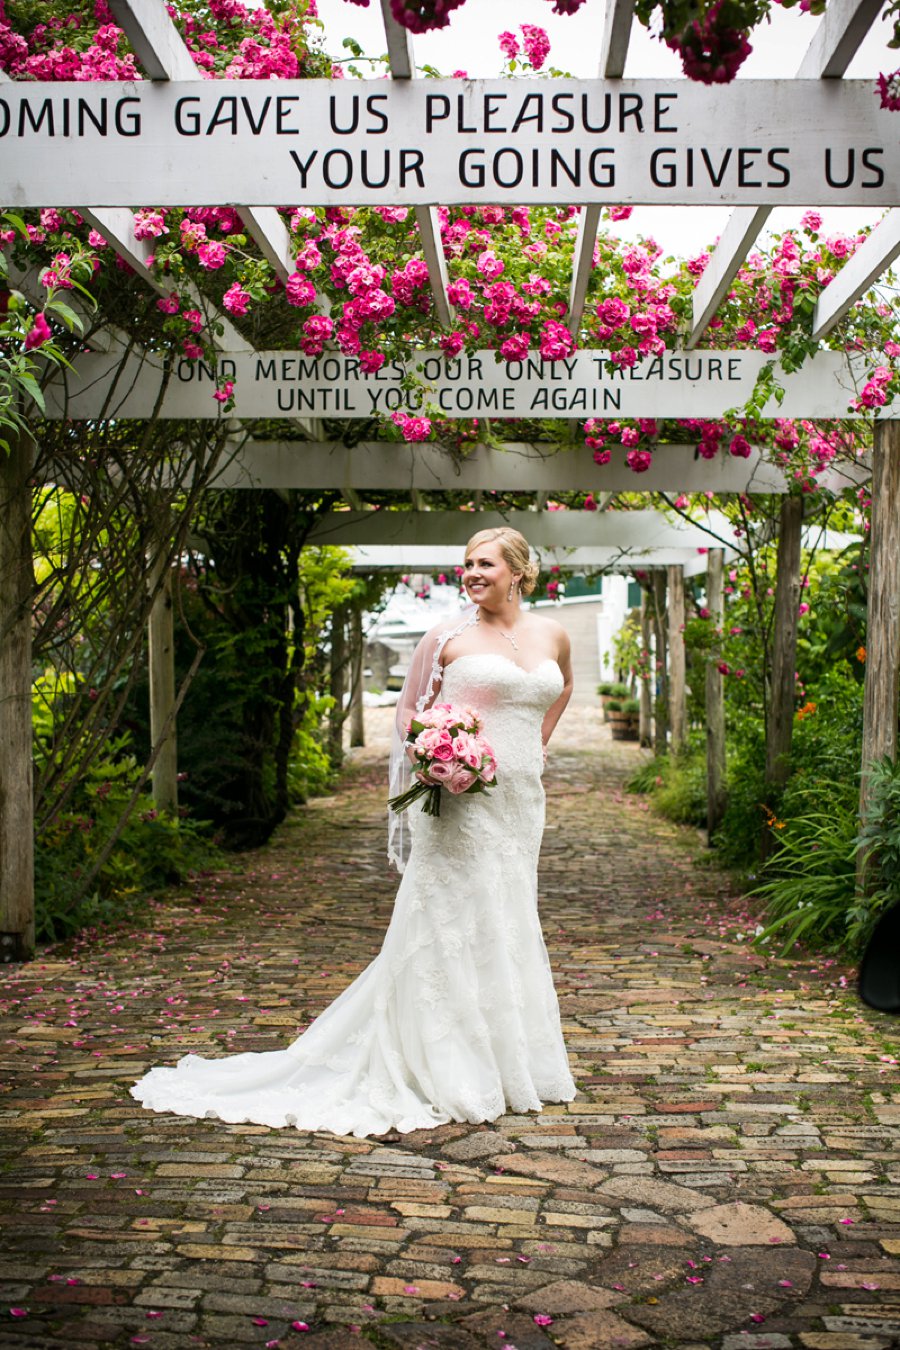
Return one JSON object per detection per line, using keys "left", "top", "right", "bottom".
{"left": 3, "top": 0, "right": 900, "bottom": 959}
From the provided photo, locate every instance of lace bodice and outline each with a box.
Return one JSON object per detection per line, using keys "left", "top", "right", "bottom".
{"left": 442, "top": 653, "right": 564, "bottom": 766}
{"left": 410, "top": 653, "right": 564, "bottom": 866}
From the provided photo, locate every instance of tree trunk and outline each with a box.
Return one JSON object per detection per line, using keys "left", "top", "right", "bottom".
{"left": 639, "top": 590, "right": 652, "bottom": 748}
{"left": 652, "top": 570, "right": 668, "bottom": 755}
{"left": 349, "top": 606, "right": 365, "bottom": 749}
{"left": 765, "top": 494, "right": 803, "bottom": 789}
{"left": 705, "top": 548, "right": 727, "bottom": 837}
{"left": 0, "top": 432, "right": 35, "bottom": 961}
{"left": 858, "top": 420, "right": 900, "bottom": 887}
{"left": 667, "top": 564, "right": 687, "bottom": 753}
{"left": 328, "top": 606, "right": 347, "bottom": 766}
{"left": 148, "top": 546, "right": 178, "bottom": 815}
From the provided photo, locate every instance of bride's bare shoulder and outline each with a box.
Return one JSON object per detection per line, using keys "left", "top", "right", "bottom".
{"left": 524, "top": 613, "right": 569, "bottom": 649}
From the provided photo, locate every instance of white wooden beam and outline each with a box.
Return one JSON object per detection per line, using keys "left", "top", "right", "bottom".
{"left": 343, "top": 544, "right": 726, "bottom": 573}
{"left": 686, "top": 207, "right": 771, "bottom": 350}
{"left": 377, "top": 3, "right": 452, "bottom": 328}
{"left": 600, "top": 0, "right": 635, "bottom": 77}
{"left": 106, "top": 0, "right": 198, "bottom": 78}
{"left": 568, "top": 0, "right": 633, "bottom": 340}
{"left": 379, "top": 0, "right": 415, "bottom": 78}
{"left": 307, "top": 507, "right": 740, "bottom": 551}
{"left": 103, "top": 2, "right": 301, "bottom": 328}
{"left": 567, "top": 205, "right": 601, "bottom": 338}
{"left": 795, "top": 0, "right": 883, "bottom": 77}
{"left": 239, "top": 207, "right": 294, "bottom": 285}
{"left": 811, "top": 214, "right": 900, "bottom": 340}
{"left": 202, "top": 440, "right": 789, "bottom": 494}
{"left": 414, "top": 206, "right": 455, "bottom": 329}
{"left": 80, "top": 208, "right": 251, "bottom": 351}
{"left": 688, "top": 0, "right": 882, "bottom": 349}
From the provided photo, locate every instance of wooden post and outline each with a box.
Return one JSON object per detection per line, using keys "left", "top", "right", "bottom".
{"left": 148, "top": 547, "right": 178, "bottom": 814}
{"left": 0, "top": 432, "right": 35, "bottom": 961}
{"left": 765, "top": 494, "right": 803, "bottom": 790}
{"left": 328, "top": 606, "right": 347, "bottom": 765}
{"left": 705, "top": 548, "right": 727, "bottom": 837}
{"left": 639, "top": 589, "right": 652, "bottom": 748}
{"left": 652, "top": 570, "right": 668, "bottom": 755}
{"left": 667, "top": 564, "right": 687, "bottom": 753}
{"left": 349, "top": 606, "right": 365, "bottom": 749}
{"left": 859, "top": 420, "right": 900, "bottom": 840}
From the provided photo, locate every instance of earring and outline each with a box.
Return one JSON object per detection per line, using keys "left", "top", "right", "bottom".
{"left": 508, "top": 580, "right": 516, "bottom": 602}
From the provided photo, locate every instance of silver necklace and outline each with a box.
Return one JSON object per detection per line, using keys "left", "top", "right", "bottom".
{"left": 476, "top": 608, "right": 519, "bottom": 651}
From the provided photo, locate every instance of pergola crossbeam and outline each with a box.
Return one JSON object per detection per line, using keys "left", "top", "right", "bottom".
{"left": 82, "top": 207, "right": 251, "bottom": 351}
{"left": 89, "top": 0, "right": 280, "bottom": 346}
{"left": 306, "top": 507, "right": 739, "bottom": 552}
{"left": 811, "top": 213, "right": 900, "bottom": 340}
{"left": 567, "top": 205, "right": 601, "bottom": 338}
{"left": 200, "top": 440, "right": 792, "bottom": 494}
{"left": 688, "top": 0, "right": 883, "bottom": 349}
{"left": 239, "top": 207, "right": 295, "bottom": 286}
{"left": 378, "top": 1, "right": 452, "bottom": 328}
{"left": 600, "top": 0, "right": 635, "bottom": 78}
{"left": 107, "top": 0, "right": 198, "bottom": 79}
{"left": 414, "top": 206, "right": 455, "bottom": 328}
{"left": 379, "top": 0, "right": 415, "bottom": 78}
{"left": 567, "top": 0, "right": 634, "bottom": 339}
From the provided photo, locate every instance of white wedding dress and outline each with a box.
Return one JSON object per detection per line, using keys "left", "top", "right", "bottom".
{"left": 131, "top": 653, "right": 577, "bottom": 1137}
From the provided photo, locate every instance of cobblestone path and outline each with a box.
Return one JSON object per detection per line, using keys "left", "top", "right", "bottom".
{"left": 3, "top": 709, "right": 900, "bottom": 1350}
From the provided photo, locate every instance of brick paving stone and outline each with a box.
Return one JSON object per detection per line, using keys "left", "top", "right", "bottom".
{"left": 4, "top": 705, "right": 900, "bottom": 1347}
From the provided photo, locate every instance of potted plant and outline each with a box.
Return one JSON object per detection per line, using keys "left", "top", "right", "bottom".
{"left": 600, "top": 682, "right": 630, "bottom": 721}
{"left": 609, "top": 697, "right": 640, "bottom": 741}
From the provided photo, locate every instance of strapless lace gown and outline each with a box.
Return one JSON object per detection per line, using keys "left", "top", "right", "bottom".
{"left": 130, "top": 654, "right": 576, "bottom": 1137}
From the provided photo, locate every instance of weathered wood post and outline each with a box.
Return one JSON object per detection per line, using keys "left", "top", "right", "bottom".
{"left": 858, "top": 420, "right": 900, "bottom": 882}
{"left": 667, "top": 564, "right": 687, "bottom": 753}
{"left": 0, "top": 431, "right": 35, "bottom": 961}
{"left": 148, "top": 543, "right": 178, "bottom": 815}
{"left": 328, "top": 605, "right": 347, "bottom": 765}
{"left": 652, "top": 570, "right": 669, "bottom": 755}
{"left": 765, "top": 494, "right": 803, "bottom": 790}
{"left": 639, "top": 589, "right": 652, "bottom": 748}
{"left": 349, "top": 606, "right": 365, "bottom": 749}
{"left": 705, "top": 548, "right": 727, "bottom": 837}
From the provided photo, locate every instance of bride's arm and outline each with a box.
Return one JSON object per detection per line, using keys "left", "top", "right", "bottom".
{"left": 542, "top": 629, "right": 573, "bottom": 748}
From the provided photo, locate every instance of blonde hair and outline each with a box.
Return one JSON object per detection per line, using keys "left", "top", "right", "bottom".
{"left": 465, "top": 527, "right": 540, "bottom": 597}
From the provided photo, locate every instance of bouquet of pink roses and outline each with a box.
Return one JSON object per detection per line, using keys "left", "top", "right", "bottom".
{"left": 388, "top": 702, "right": 498, "bottom": 818}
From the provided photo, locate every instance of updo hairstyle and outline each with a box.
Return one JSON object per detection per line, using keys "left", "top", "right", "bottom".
{"left": 465, "top": 527, "right": 540, "bottom": 597}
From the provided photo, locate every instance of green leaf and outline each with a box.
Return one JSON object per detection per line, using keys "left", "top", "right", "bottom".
{"left": 17, "top": 373, "right": 45, "bottom": 411}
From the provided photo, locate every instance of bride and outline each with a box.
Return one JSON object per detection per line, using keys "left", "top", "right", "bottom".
{"left": 131, "top": 526, "right": 577, "bottom": 1137}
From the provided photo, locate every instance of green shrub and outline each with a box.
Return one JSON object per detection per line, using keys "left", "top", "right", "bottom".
{"left": 606, "top": 698, "right": 623, "bottom": 712}
{"left": 750, "top": 790, "right": 858, "bottom": 956}
{"left": 626, "top": 740, "right": 707, "bottom": 827}
{"left": 609, "top": 682, "right": 630, "bottom": 699}
{"left": 597, "top": 682, "right": 613, "bottom": 697}
{"left": 622, "top": 698, "right": 641, "bottom": 715}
